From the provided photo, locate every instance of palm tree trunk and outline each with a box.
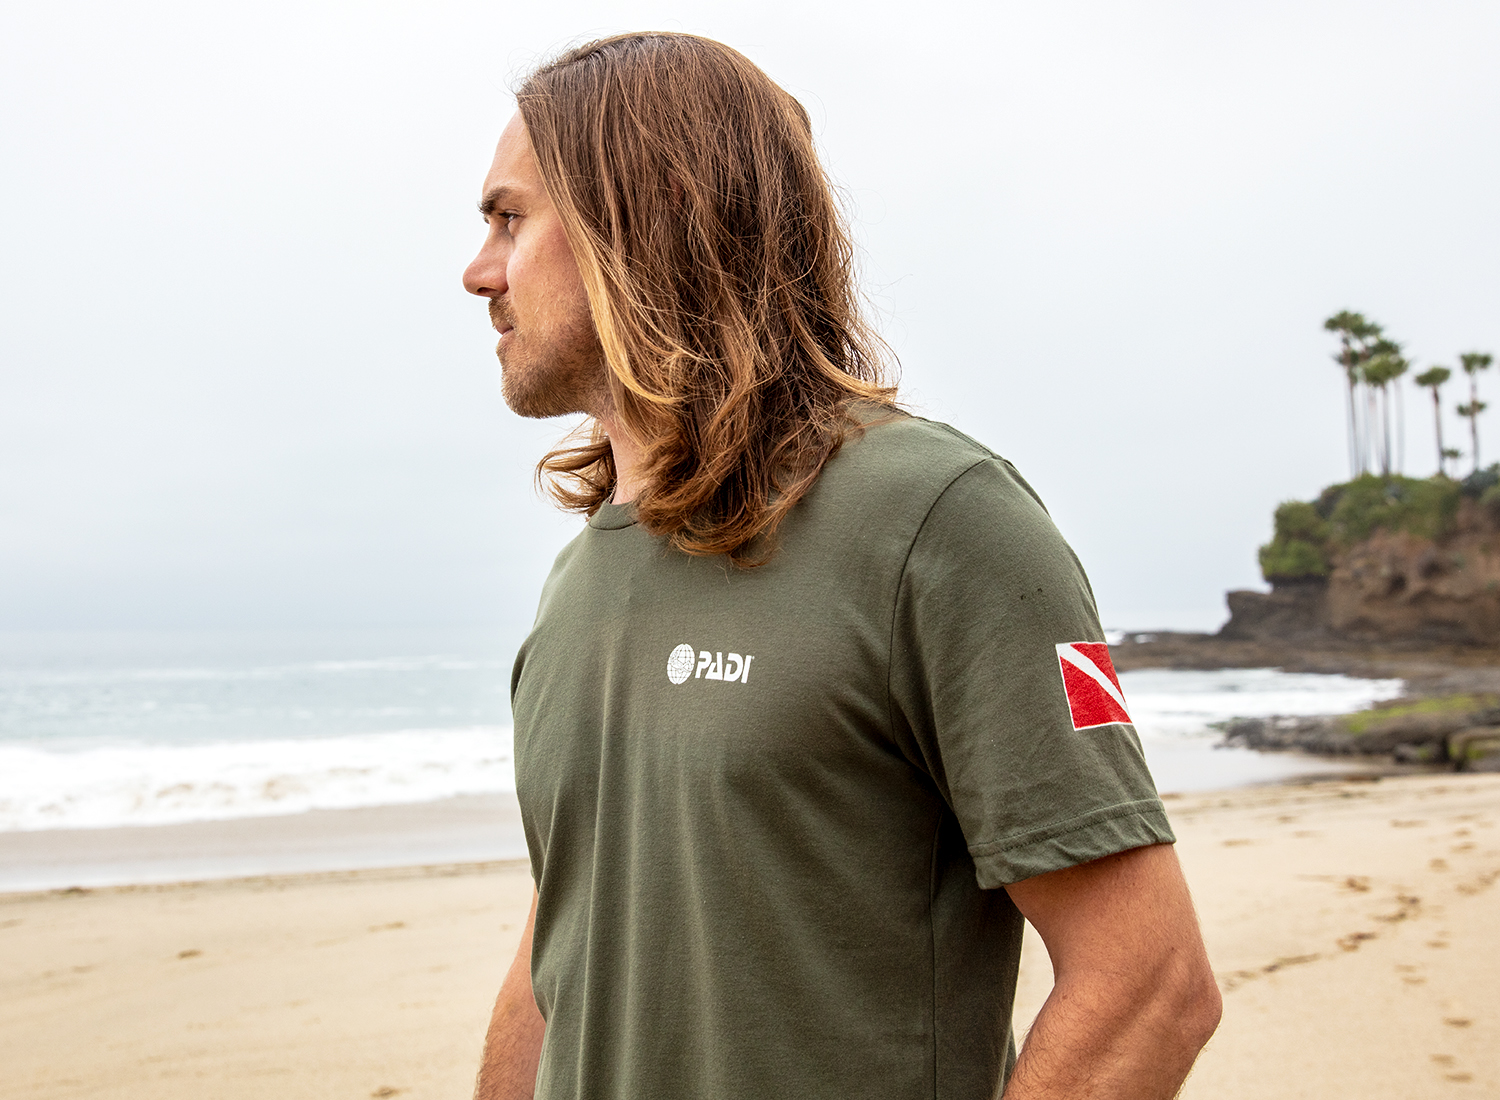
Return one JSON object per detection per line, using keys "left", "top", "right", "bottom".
{"left": 1345, "top": 370, "right": 1359, "bottom": 478}
{"left": 1396, "top": 378, "right": 1405, "bottom": 474}
{"left": 1382, "top": 384, "right": 1394, "bottom": 476}
{"left": 1433, "top": 389, "right": 1445, "bottom": 475}
{"left": 1472, "top": 376, "right": 1481, "bottom": 473}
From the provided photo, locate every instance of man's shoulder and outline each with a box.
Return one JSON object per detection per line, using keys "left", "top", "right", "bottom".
{"left": 823, "top": 408, "right": 1044, "bottom": 518}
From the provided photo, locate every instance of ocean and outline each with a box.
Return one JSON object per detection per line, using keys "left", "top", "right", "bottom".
{"left": 0, "top": 627, "right": 1403, "bottom": 889}
{"left": 0, "top": 628, "right": 515, "bottom": 834}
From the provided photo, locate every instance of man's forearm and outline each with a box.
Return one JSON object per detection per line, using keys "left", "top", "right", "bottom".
{"left": 1001, "top": 845, "right": 1222, "bottom": 1099}
{"left": 474, "top": 892, "right": 546, "bottom": 1100}
{"left": 1002, "top": 952, "right": 1220, "bottom": 1099}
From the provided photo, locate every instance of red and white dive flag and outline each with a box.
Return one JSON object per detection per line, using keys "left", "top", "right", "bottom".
{"left": 1055, "top": 642, "right": 1133, "bottom": 730}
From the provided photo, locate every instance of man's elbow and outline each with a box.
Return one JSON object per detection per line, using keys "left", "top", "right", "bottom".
{"left": 1168, "top": 952, "right": 1223, "bottom": 1052}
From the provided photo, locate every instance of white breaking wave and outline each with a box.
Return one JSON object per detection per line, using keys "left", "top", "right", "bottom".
{"left": 0, "top": 726, "right": 514, "bottom": 833}
{"left": 1118, "top": 668, "right": 1405, "bottom": 740}
{"left": 1119, "top": 668, "right": 1406, "bottom": 794}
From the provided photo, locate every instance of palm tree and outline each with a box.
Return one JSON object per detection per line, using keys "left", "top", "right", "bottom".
{"left": 1325, "top": 311, "right": 1383, "bottom": 476}
{"left": 1363, "top": 344, "right": 1407, "bottom": 476}
{"left": 1415, "top": 366, "right": 1452, "bottom": 475}
{"left": 1459, "top": 351, "right": 1494, "bottom": 472}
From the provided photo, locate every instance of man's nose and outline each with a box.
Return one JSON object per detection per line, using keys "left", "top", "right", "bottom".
{"left": 463, "top": 244, "right": 507, "bottom": 297}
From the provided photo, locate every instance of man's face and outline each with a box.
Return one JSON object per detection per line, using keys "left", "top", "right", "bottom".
{"left": 463, "top": 113, "right": 605, "bottom": 419}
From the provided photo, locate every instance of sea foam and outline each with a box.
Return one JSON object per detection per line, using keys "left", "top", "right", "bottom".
{"left": 1120, "top": 667, "right": 1405, "bottom": 738}
{"left": 0, "top": 726, "right": 514, "bottom": 832}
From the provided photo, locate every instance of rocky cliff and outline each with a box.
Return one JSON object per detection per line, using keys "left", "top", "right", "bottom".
{"left": 1223, "top": 485, "right": 1500, "bottom": 646}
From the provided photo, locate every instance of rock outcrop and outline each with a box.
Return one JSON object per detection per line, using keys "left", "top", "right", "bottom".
{"left": 1223, "top": 500, "right": 1500, "bottom": 646}
{"left": 1221, "top": 704, "right": 1500, "bottom": 771}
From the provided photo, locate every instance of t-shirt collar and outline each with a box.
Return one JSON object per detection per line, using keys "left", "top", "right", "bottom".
{"left": 589, "top": 500, "right": 638, "bottom": 530}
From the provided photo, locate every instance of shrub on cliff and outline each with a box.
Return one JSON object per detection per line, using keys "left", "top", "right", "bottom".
{"left": 1460, "top": 462, "right": 1500, "bottom": 498}
{"left": 1327, "top": 474, "right": 1461, "bottom": 543}
{"left": 1478, "top": 485, "right": 1500, "bottom": 524}
{"left": 1257, "top": 475, "right": 1465, "bottom": 583}
{"left": 1258, "top": 501, "right": 1332, "bottom": 581}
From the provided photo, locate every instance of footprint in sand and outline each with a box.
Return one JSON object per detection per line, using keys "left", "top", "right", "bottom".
{"left": 1375, "top": 893, "right": 1421, "bottom": 922}
{"left": 1394, "top": 960, "right": 1425, "bottom": 984}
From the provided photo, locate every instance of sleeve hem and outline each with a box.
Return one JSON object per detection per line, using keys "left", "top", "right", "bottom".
{"left": 968, "top": 800, "right": 1177, "bottom": 888}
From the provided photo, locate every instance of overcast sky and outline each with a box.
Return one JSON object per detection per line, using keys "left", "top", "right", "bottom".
{"left": 2, "top": 0, "right": 1497, "bottom": 650}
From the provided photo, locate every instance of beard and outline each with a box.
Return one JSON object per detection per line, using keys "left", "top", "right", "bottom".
{"left": 490, "top": 296, "right": 608, "bottom": 419}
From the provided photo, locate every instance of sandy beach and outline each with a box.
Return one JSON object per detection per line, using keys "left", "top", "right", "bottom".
{"left": 3, "top": 772, "right": 1497, "bottom": 1099}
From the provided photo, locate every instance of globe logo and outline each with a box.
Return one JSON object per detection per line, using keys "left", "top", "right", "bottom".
{"left": 666, "top": 643, "right": 697, "bottom": 685}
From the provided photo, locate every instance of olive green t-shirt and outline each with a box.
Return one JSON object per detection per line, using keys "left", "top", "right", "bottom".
{"left": 512, "top": 413, "right": 1172, "bottom": 1100}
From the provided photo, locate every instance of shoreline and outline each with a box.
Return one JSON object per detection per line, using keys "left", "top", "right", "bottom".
{"left": 0, "top": 793, "right": 529, "bottom": 895}
{"left": 0, "top": 770, "right": 1411, "bottom": 905}
{"left": 1, "top": 755, "right": 1431, "bottom": 896}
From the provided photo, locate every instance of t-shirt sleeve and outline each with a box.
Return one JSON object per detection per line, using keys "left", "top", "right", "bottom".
{"left": 888, "top": 457, "right": 1174, "bottom": 889}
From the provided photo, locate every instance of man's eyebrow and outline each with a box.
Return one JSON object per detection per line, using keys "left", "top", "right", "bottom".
{"left": 479, "top": 185, "right": 526, "bottom": 219}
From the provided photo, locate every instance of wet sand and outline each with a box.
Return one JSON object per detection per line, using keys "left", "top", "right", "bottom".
{"left": 2, "top": 773, "right": 1497, "bottom": 1099}
{"left": 0, "top": 794, "right": 529, "bottom": 894}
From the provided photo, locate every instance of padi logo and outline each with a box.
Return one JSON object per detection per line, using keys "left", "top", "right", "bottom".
{"left": 666, "top": 643, "right": 754, "bottom": 686}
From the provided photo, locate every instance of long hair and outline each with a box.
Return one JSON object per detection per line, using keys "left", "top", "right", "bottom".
{"left": 517, "top": 32, "right": 896, "bottom": 563}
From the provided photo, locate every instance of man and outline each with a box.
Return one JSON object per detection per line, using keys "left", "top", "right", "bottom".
{"left": 463, "top": 32, "right": 1221, "bottom": 1100}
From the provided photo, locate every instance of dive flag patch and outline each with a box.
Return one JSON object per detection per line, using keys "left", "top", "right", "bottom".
{"left": 1055, "top": 642, "right": 1133, "bottom": 730}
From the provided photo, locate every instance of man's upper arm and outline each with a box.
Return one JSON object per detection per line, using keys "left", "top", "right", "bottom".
{"left": 887, "top": 457, "right": 1173, "bottom": 887}
{"left": 1004, "top": 842, "right": 1210, "bottom": 991}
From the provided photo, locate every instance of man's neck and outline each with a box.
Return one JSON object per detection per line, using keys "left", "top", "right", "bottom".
{"left": 598, "top": 413, "right": 646, "bottom": 505}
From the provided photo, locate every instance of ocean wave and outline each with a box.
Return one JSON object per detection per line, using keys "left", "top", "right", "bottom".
{"left": 0, "top": 726, "right": 514, "bottom": 833}
{"left": 1120, "top": 668, "right": 1404, "bottom": 740}
{"left": 0, "top": 654, "right": 508, "bottom": 687}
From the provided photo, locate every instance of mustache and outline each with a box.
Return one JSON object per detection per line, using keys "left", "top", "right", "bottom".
{"left": 488, "top": 297, "right": 515, "bottom": 331}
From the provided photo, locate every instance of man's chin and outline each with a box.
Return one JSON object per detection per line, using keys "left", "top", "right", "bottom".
{"left": 496, "top": 336, "right": 609, "bottom": 420}
{"left": 500, "top": 370, "right": 588, "bottom": 420}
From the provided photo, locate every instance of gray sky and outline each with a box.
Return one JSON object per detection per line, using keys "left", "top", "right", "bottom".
{"left": 2, "top": 0, "right": 1497, "bottom": 647}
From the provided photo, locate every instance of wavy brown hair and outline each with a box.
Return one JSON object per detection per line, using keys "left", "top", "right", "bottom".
{"left": 517, "top": 32, "right": 896, "bottom": 563}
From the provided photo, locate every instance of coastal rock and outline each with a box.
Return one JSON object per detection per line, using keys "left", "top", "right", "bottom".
{"left": 1220, "top": 502, "right": 1500, "bottom": 646}
{"left": 1219, "top": 584, "right": 1330, "bottom": 642}
{"left": 1222, "top": 707, "right": 1500, "bottom": 762}
{"left": 1327, "top": 527, "right": 1500, "bottom": 644}
{"left": 1392, "top": 741, "right": 1447, "bottom": 764}
{"left": 1343, "top": 710, "right": 1477, "bottom": 752}
{"left": 1220, "top": 716, "right": 1361, "bottom": 755}
{"left": 1448, "top": 728, "right": 1500, "bottom": 772}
